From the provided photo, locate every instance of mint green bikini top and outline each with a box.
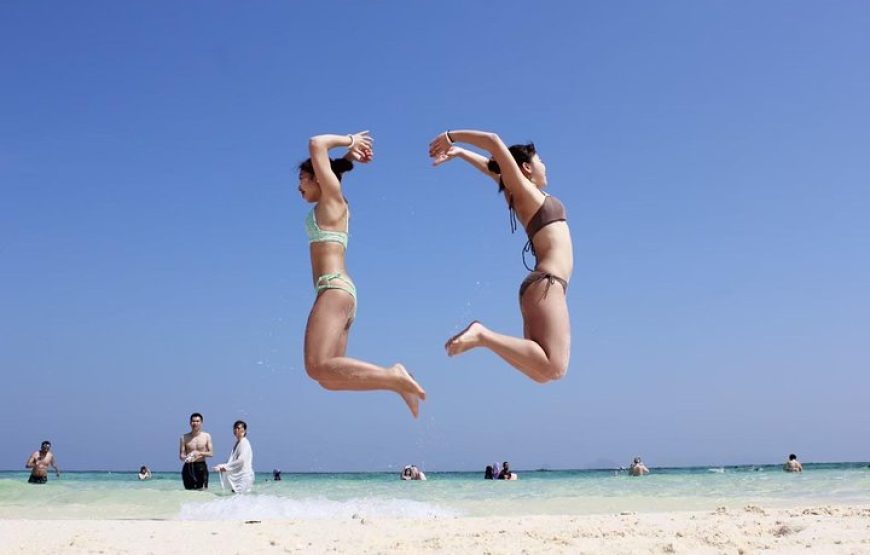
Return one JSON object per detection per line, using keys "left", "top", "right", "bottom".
{"left": 305, "top": 207, "right": 348, "bottom": 249}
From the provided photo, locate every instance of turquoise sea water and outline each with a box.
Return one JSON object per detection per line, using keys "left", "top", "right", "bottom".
{"left": 2, "top": 464, "right": 868, "bottom": 520}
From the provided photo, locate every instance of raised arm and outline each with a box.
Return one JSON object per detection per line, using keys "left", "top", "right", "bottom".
{"left": 432, "top": 145, "right": 500, "bottom": 184}
{"left": 429, "top": 129, "right": 534, "bottom": 196}
{"left": 309, "top": 131, "right": 372, "bottom": 203}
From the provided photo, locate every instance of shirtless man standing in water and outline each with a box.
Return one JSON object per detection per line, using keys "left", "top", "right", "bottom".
{"left": 25, "top": 441, "right": 60, "bottom": 484}
{"left": 179, "top": 412, "right": 213, "bottom": 490}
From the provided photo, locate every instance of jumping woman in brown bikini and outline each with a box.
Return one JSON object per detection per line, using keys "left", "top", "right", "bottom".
{"left": 429, "top": 130, "right": 573, "bottom": 383}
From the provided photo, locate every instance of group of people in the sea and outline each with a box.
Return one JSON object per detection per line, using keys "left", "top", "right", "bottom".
{"left": 615, "top": 454, "right": 805, "bottom": 476}
{"left": 25, "top": 433, "right": 810, "bottom": 487}
{"left": 176, "top": 412, "right": 254, "bottom": 493}
{"left": 400, "top": 465, "right": 427, "bottom": 480}
{"left": 484, "top": 461, "right": 518, "bottom": 480}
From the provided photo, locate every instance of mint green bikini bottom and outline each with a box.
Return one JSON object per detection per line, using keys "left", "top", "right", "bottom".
{"left": 315, "top": 273, "right": 357, "bottom": 318}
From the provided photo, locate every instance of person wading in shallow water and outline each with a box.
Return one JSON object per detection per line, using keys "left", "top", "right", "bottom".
{"left": 25, "top": 441, "right": 60, "bottom": 484}
{"left": 179, "top": 412, "right": 213, "bottom": 490}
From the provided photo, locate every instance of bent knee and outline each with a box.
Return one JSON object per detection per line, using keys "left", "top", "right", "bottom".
{"left": 305, "top": 361, "right": 343, "bottom": 390}
{"left": 537, "top": 359, "right": 568, "bottom": 383}
{"left": 305, "top": 360, "right": 327, "bottom": 383}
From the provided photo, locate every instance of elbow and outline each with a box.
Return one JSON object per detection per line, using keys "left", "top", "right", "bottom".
{"left": 308, "top": 136, "right": 328, "bottom": 154}
{"left": 482, "top": 132, "right": 502, "bottom": 151}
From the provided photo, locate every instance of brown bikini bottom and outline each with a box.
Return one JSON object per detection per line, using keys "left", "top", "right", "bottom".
{"left": 519, "top": 271, "right": 568, "bottom": 300}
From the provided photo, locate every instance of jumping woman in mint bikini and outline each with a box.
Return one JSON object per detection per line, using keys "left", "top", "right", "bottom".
{"left": 298, "top": 131, "right": 426, "bottom": 417}
{"left": 429, "top": 130, "right": 573, "bottom": 383}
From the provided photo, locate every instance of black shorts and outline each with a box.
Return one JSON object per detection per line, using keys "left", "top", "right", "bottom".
{"left": 28, "top": 474, "right": 47, "bottom": 484}
{"left": 182, "top": 461, "right": 209, "bottom": 490}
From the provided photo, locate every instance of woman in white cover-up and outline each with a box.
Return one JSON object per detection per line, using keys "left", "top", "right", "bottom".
{"left": 213, "top": 420, "right": 254, "bottom": 493}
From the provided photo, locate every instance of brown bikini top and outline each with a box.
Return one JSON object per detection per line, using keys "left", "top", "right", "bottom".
{"left": 508, "top": 194, "right": 567, "bottom": 270}
{"left": 524, "top": 195, "right": 567, "bottom": 241}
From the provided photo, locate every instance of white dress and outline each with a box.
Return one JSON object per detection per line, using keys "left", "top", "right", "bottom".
{"left": 220, "top": 437, "right": 254, "bottom": 493}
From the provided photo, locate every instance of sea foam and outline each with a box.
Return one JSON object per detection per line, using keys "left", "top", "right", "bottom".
{"left": 177, "top": 494, "right": 460, "bottom": 521}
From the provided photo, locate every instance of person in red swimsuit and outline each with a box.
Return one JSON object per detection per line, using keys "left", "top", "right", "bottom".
{"left": 430, "top": 129, "right": 573, "bottom": 383}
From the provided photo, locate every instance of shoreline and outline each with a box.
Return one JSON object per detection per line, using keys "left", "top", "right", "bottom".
{"left": 2, "top": 503, "right": 869, "bottom": 554}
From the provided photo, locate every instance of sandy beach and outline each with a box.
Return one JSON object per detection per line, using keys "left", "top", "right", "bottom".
{"left": 2, "top": 504, "right": 868, "bottom": 554}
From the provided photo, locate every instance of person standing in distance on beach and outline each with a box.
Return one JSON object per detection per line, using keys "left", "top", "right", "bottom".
{"left": 429, "top": 130, "right": 573, "bottom": 383}
{"left": 25, "top": 441, "right": 60, "bottom": 484}
{"left": 298, "top": 131, "right": 426, "bottom": 417}
{"left": 783, "top": 454, "right": 803, "bottom": 473}
{"left": 179, "top": 412, "right": 213, "bottom": 490}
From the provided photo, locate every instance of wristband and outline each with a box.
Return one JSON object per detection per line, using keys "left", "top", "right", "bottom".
{"left": 348, "top": 134, "right": 356, "bottom": 149}
{"left": 445, "top": 130, "right": 455, "bottom": 145}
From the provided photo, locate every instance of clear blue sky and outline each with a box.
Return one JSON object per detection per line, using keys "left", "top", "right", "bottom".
{"left": 2, "top": 1, "right": 868, "bottom": 472}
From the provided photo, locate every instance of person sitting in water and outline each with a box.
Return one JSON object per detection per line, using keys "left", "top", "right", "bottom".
{"left": 629, "top": 457, "right": 649, "bottom": 476}
{"left": 498, "top": 461, "right": 518, "bottom": 480}
{"left": 484, "top": 465, "right": 495, "bottom": 480}
{"left": 25, "top": 441, "right": 60, "bottom": 484}
{"left": 213, "top": 420, "right": 255, "bottom": 494}
{"left": 138, "top": 466, "right": 152, "bottom": 480}
{"left": 783, "top": 454, "right": 803, "bottom": 473}
{"left": 400, "top": 465, "right": 426, "bottom": 480}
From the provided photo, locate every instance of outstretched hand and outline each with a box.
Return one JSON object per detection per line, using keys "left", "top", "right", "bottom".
{"left": 348, "top": 130, "right": 374, "bottom": 163}
{"left": 428, "top": 131, "right": 452, "bottom": 161}
{"left": 431, "top": 145, "right": 462, "bottom": 166}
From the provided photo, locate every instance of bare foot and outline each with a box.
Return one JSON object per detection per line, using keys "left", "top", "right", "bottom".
{"left": 391, "top": 363, "right": 426, "bottom": 418}
{"left": 445, "top": 320, "right": 485, "bottom": 357}
{"left": 400, "top": 391, "right": 420, "bottom": 418}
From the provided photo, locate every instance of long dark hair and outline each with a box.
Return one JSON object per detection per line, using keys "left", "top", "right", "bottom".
{"left": 298, "top": 158, "right": 354, "bottom": 181}
{"left": 486, "top": 143, "right": 537, "bottom": 192}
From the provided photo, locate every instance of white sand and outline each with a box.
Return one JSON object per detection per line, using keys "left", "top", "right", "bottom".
{"left": 2, "top": 504, "right": 869, "bottom": 554}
